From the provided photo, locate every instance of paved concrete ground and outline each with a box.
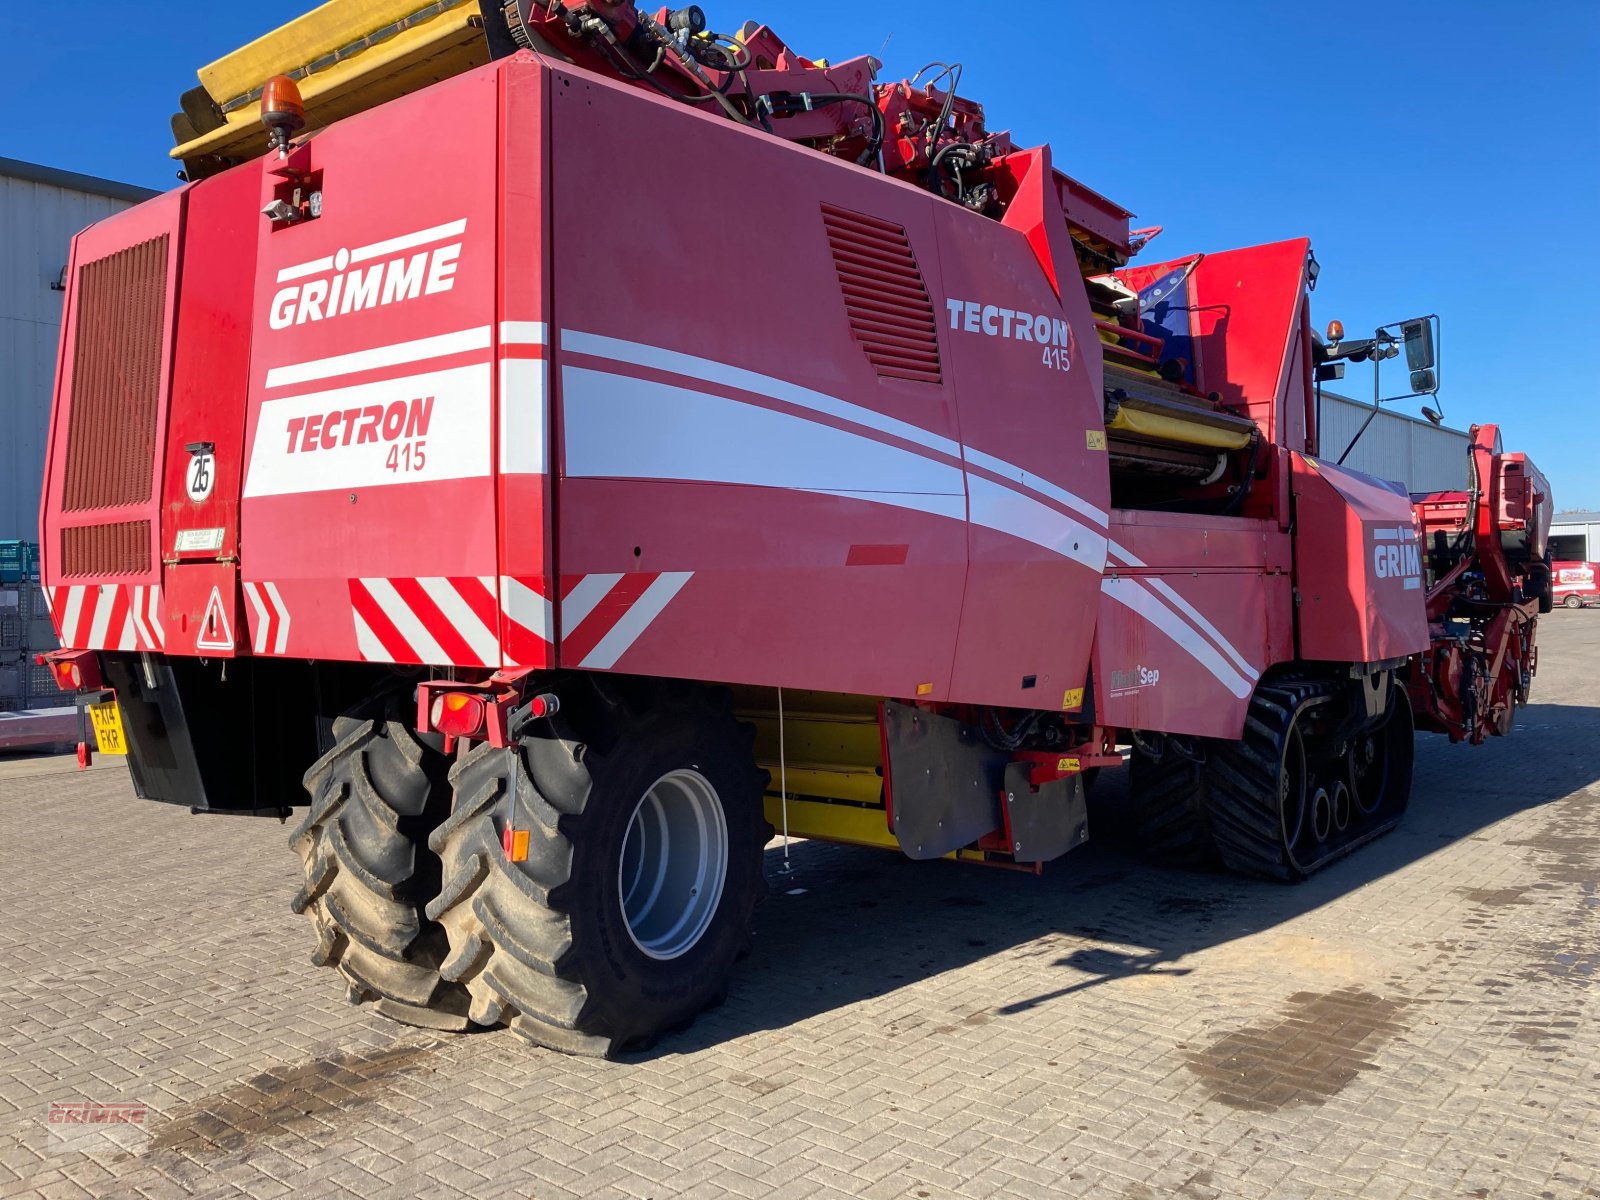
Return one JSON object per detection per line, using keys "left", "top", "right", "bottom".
{"left": 1, "top": 616, "right": 1596, "bottom": 1199}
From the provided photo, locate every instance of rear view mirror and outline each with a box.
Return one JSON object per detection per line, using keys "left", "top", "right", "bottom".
{"left": 1400, "top": 317, "right": 1438, "bottom": 394}
{"left": 1402, "top": 318, "right": 1434, "bottom": 371}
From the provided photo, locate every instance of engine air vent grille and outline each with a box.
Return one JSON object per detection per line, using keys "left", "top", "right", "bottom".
{"left": 62, "top": 522, "right": 151, "bottom": 578}
{"left": 62, "top": 236, "right": 169, "bottom": 512}
{"left": 820, "top": 204, "right": 942, "bottom": 384}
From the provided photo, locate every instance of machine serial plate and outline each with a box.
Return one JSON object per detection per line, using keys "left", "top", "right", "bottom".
{"left": 174, "top": 528, "right": 225, "bottom": 552}
{"left": 88, "top": 700, "right": 128, "bottom": 756}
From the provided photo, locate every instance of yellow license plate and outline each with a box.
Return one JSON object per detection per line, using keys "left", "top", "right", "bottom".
{"left": 89, "top": 700, "right": 128, "bottom": 756}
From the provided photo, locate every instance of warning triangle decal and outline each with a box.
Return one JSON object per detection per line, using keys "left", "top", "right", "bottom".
{"left": 196, "top": 585, "right": 235, "bottom": 652}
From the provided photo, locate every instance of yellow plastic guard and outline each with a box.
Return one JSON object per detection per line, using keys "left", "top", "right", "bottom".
{"left": 1106, "top": 404, "right": 1254, "bottom": 451}
{"left": 172, "top": 0, "right": 488, "bottom": 163}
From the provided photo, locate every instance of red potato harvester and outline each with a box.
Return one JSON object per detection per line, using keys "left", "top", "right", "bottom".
{"left": 35, "top": 0, "right": 1552, "bottom": 1055}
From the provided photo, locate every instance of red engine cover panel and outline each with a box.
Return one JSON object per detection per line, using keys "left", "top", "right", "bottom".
{"left": 1292, "top": 455, "right": 1429, "bottom": 664}
{"left": 547, "top": 65, "right": 1106, "bottom": 704}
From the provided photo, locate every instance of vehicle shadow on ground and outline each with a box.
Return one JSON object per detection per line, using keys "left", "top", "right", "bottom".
{"left": 641, "top": 700, "right": 1598, "bottom": 1058}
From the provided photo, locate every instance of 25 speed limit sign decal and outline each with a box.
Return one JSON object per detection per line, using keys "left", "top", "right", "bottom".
{"left": 186, "top": 445, "right": 216, "bottom": 502}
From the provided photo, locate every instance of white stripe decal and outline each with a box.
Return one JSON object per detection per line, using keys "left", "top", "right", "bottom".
{"left": 264, "top": 583, "right": 291, "bottom": 654}
{"left": 349, "top": 218, "right": 468, "bottom": 266}
{"left": 264, "top": 325, "right": 491, "bottom": 389}
{"left": 499, "top": 358, "right": 546, "bottom": 474}
{"left": 565, "top": 329, "right": 1107, "bottom": 529}
{"left": 1143, "top": 576, "right": 1259, "bottom": 680}
{"left": 60, "top": 586, "right": 84, "bottom": 646}
{"left": 130, "top": 586, "right": 156, "bottom": 651}
{"left": 275, "top": 255, "right": 334, "bottom": 284}
{"left": 1101, "top": 577, "right": 1254, "bottom": 698}
{"left": 117, "top": 609, "right": 136, "bottom": 651}
{"left": 966, "top": 474, "right": 1107, "bottom": 572}
{"left": 502, "top": 576, "right": 553, "bottom": 644}
{"left": 146, "top": 588, "right": 165, "bottom": 645}
{"left": 87, "top": 589, "right": 114, "bottom": 649}
{"left": 561, "top": 573, "right": 622, "bottom": 638}
{"left": 562, "top": 329, "right": 963, "bottom": 459}
{"left": 580, "top": 573, "right": 693, "bottom": 669}
{"left": 1108, "top": 539, "right": 1256, "bottom": 679}
{"left": 243, "top": 583, "right": 271, "bottom": 654}
{"left": 559, "top": 332, "right": 1264, "bottom": 683}
{"left": 562, "top": 367, "right": 965, "bottom": 497}
{"left": 800, "top": 489, "right": 968, "bottom": 523}
{"left": 418, "top": 577, "right": 500, "bottom": 665}
{"left": 362, "top": 578, "right": 449, "bottom": 664}
{"left": 245, "top": 363, "right": 492, "bottom": 498}
{"left": 499, "top": 321, "right": 547, "bottom": 345}
{"left": 964, "top": 447, "right": 1107, "bottom": 527}
{"left": 1107, "top": 540, "right": 1146, "bottom": 567}
{"left": 353, "top": 612, "right": 392, "bottom": 663}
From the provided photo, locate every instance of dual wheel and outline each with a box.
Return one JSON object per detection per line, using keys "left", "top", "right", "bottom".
{"left": 291, "top": 681, "right": 769, "bottom": 1056}
{"left": 1130, "top": 678, "right": 1414, "bottom": 882}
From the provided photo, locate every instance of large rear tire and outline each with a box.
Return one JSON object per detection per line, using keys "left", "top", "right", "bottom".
{"left": 291, "top": 691, "right": 472, "bottom": 1030}
{"left": 428, "top": 682, "right": 770, "bottom": 1057}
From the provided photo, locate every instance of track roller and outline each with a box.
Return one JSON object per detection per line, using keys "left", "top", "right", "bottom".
{"left": 428, "top": 681, "right": 770, "bottom": 1057}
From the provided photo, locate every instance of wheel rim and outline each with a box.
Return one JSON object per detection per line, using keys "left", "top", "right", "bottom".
{"left": 1310, "top": 786, "right": 1332, "bottom": 842}
{"left": 1280, "top": 726, "right": 1309, "bottom": 849}
{"left": 1350, "top": 731, "right": 1385, "bottom": 817}
{"left": 1331, "top": 779, "right": 1351, "bottom": 832}
{"left": 617, "top": 769, "right": 729, "bottom": 961}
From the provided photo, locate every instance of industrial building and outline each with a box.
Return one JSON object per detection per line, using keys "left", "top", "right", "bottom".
{"left": 1551, "top": 512, "right": 1600, "bottom": 562}
{"left": 0, "top": 157, "right": 157, "bottom": 545}
{"left": 1317, "top": 391, "right": 1471, "bottom": 492}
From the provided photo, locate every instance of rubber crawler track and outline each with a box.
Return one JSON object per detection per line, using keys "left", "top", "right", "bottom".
{"left": 1128, "top": 741, "right": 1218, "bottom": 868}
{"left": 1203, "top": 679, "right": 1408, "bottom": 881}
{"left": 291, "top": 700, "right": 472, "bottom": 1030}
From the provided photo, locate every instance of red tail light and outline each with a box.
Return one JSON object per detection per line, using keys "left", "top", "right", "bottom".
{"left": 430, "top": 691, "right": 488, "bottom": 738}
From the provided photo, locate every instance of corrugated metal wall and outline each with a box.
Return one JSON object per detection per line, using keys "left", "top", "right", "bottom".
{"left": 1549, "top": 516, "right": 1600, "bottom": 561}
{"left": 0, "top": 172, "right": 148, "bottom": 544}
{"left": 1318, "top": 392, "right": 1471, "bottom": 492}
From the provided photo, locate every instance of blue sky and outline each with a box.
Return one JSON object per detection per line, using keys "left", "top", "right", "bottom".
{"left": 3, "top": 2, "right": 1596, "bottom": 508}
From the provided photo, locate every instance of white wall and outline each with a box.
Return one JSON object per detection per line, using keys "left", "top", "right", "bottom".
{"left": 1318, "top": 392, "right": 1471, "bottom": 492}
{"left": 0, "top": 167, "right": 154, "bottom": 544}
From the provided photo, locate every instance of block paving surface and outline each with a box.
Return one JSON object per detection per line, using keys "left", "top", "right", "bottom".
{"left": 1, "top": 617, "right": 1597, "bottom": 1198}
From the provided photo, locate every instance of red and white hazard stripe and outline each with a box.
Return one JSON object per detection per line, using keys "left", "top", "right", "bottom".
{"left": 350, "top": 576, "right": 508, "bottom": 667}
{"left": 347, "top": 571, "right": 691, "bottom": 670}
{"left": 242, "top": 582, "right": 293, "bottom": 655}
{"left": 499, "top": 575, "right": 551, "bottom": 667}
{"left": 48, "top": 584, "right": 165, "bottom": 652}
{"left": 558, "top": 572, "right": 694, "bottom": 670}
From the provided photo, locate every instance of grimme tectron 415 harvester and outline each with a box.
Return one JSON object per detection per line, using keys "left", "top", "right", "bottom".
{"left": 37, "top": 0, "right": 1552, "bottom": 1054}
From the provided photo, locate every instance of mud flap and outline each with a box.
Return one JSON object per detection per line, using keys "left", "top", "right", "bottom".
{"left": 1001, "top": 762, "right": 1089, "bottom": 863}
{"left": 883, "top": 701, "right": 1005, "bottom": 859}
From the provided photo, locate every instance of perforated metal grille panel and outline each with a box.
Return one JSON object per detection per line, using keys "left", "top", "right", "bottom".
{"left": 821, "top": 205, "right": 942, "bottom": 384}
{"left": 61, "top": 236, "right": 168, "bottom": 513}
{"left": 61, "top": 522, "right": 151, "bottom": 578}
